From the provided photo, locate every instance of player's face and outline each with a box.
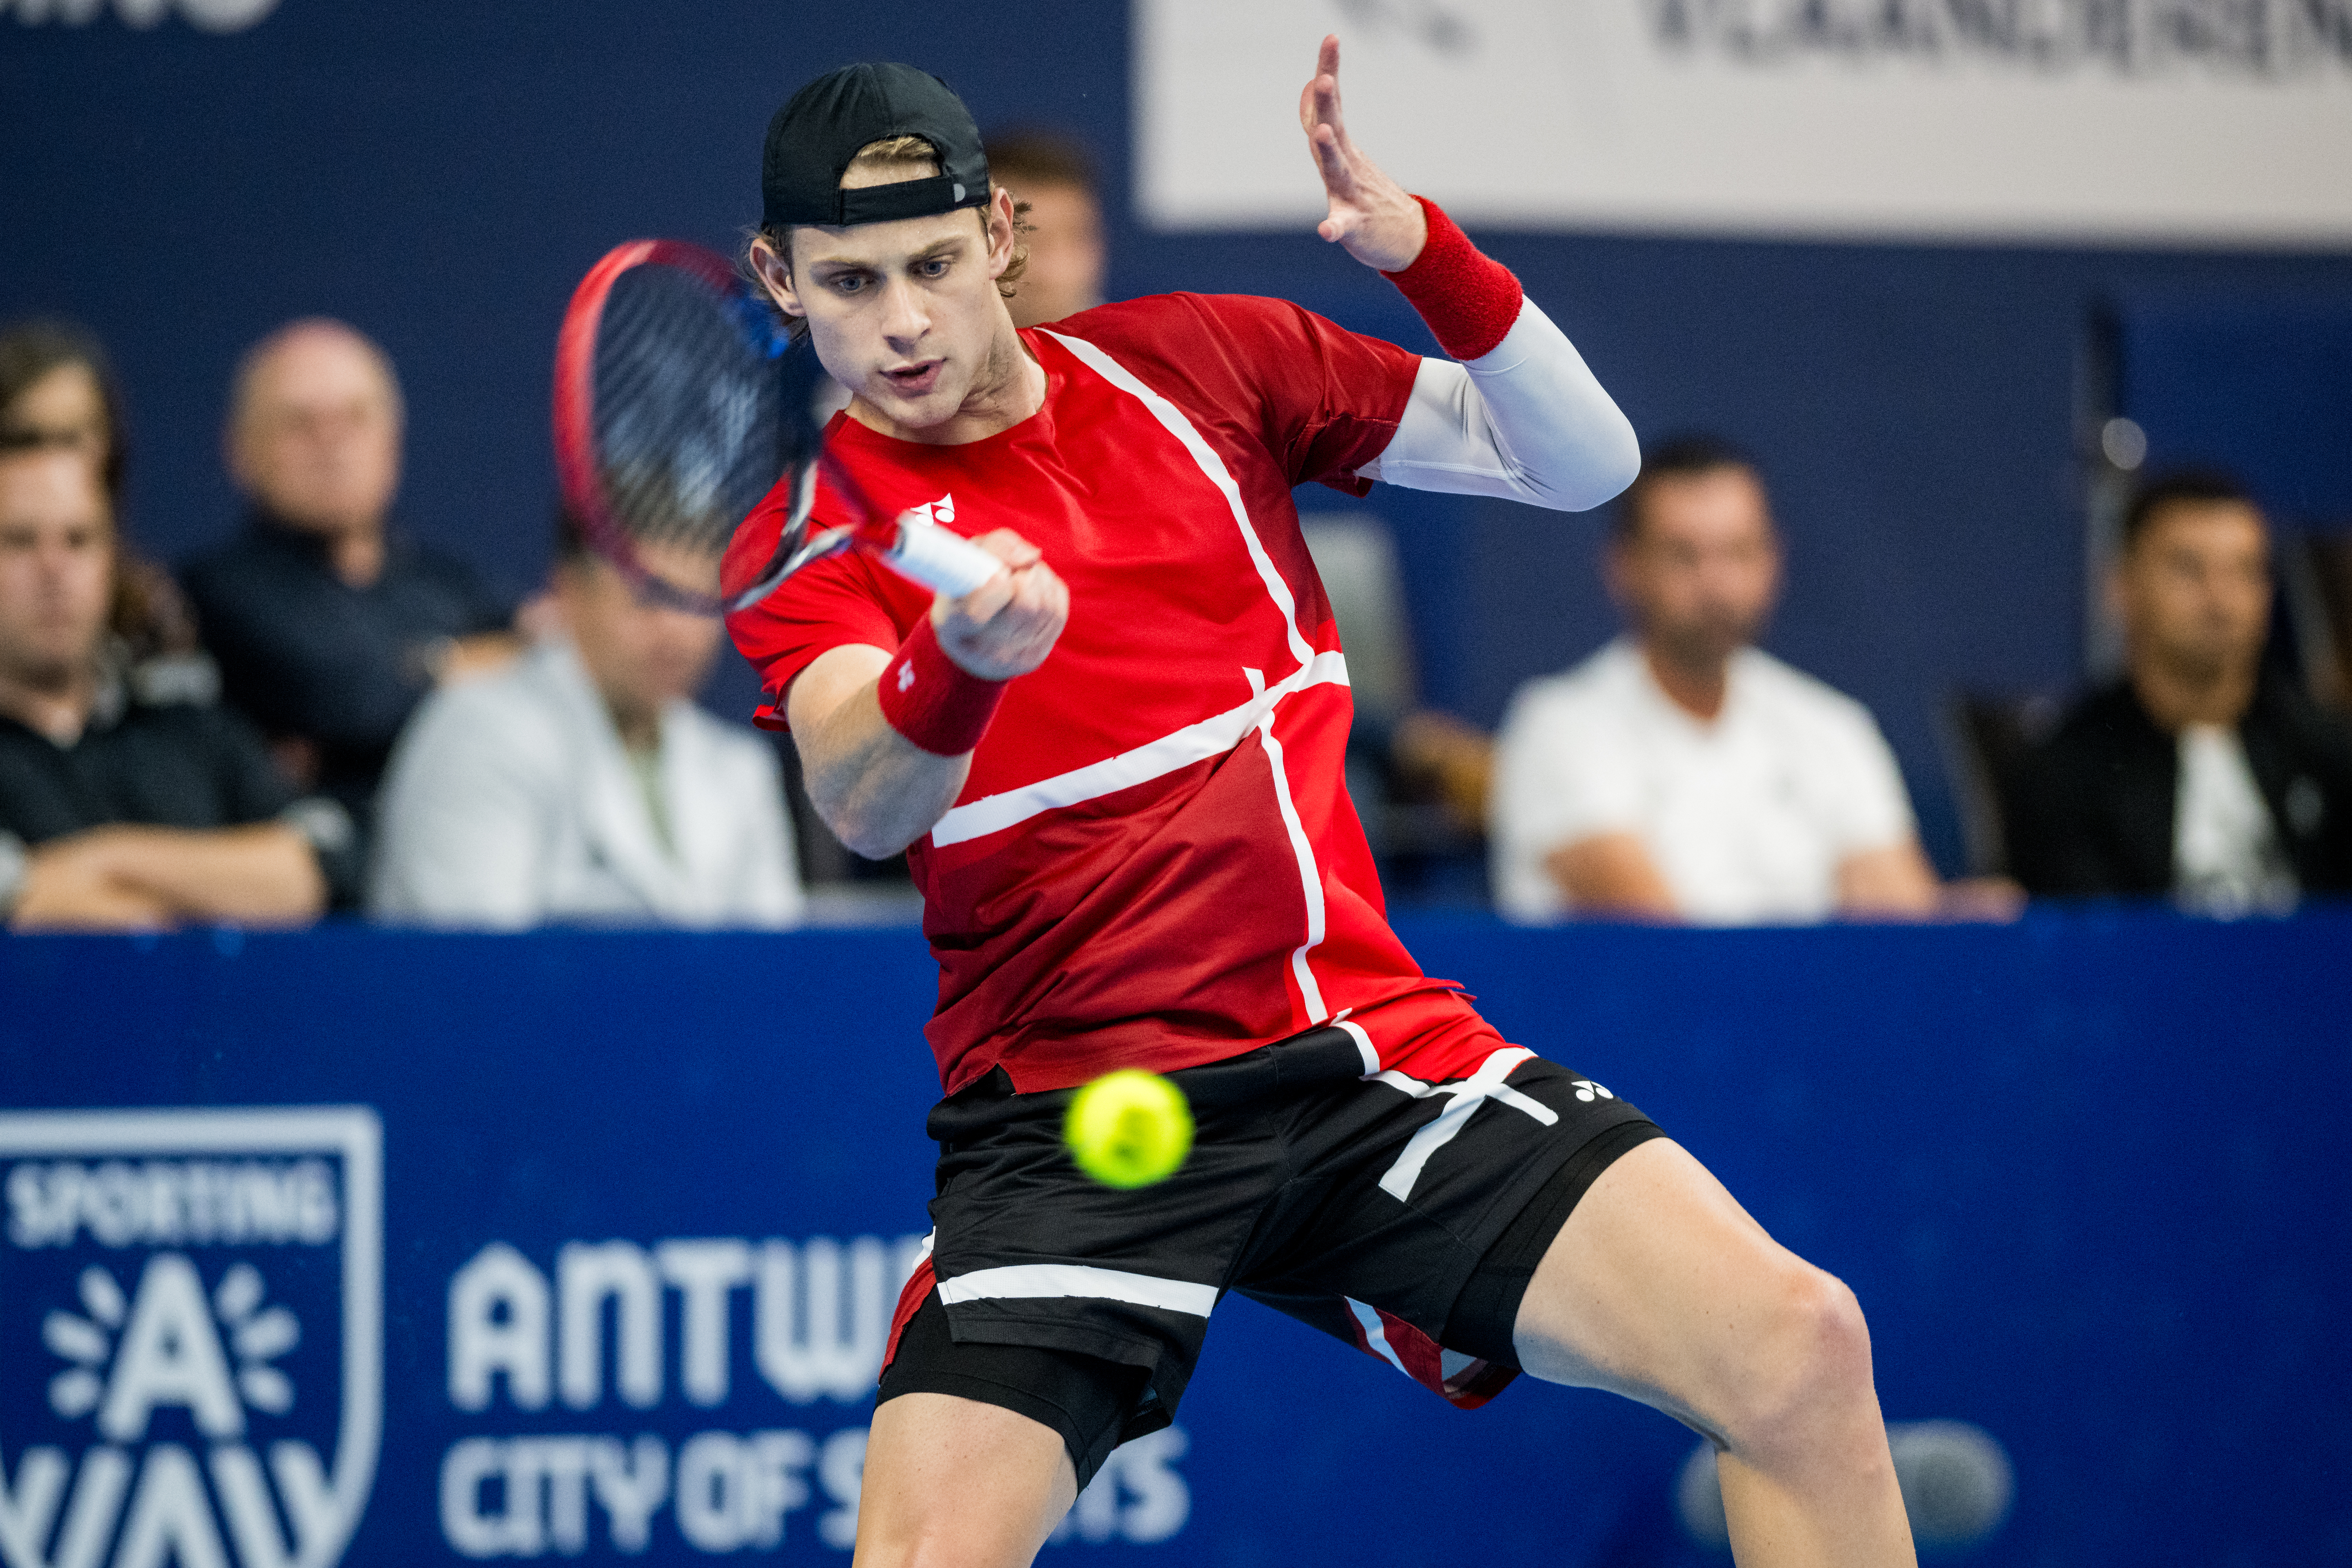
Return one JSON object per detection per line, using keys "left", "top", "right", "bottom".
{"left": 772, "top": 192, "right": 1021, "bottom": 436}
{"left": 0, "top": 450, "right": 114, "bottom": 689}
{"left": 2115, "top": 501, "right": 2270, "bottom": 686}
{"left": 557, "top": 543, "right": 726, "bottom": 727}
{"left": 1611, "top": 466, "right": 1780, "bottom": 672}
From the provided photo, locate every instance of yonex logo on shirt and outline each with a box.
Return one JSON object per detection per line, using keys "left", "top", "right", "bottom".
{"left": 1573, "top": 1080, "right": 1613, "bottom": 1102}
{"left": 905, "top": 494, "right": 956, "bottom": 526}
{"left": 897, "top": 663, "right": 916, "bottom": 692}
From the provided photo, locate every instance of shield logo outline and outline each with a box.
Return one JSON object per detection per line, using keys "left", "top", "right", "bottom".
{"left": 0, "top": 1105, "right": 382, "bottom": 1568}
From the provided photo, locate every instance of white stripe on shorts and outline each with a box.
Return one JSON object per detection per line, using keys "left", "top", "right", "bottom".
{"left": 1377, "top": 1047, "right": 1557, "bottom": 1202}
{"left": 936, "top": 1263, "right": 1219, "bottom": 1318}
{"left": 1347, "top": 1297, "right": 1411, "bottom": 1378}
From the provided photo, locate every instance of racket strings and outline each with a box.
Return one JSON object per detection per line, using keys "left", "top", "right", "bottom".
{"left": 591, "top": 264, "right": 791, "bottom": 559}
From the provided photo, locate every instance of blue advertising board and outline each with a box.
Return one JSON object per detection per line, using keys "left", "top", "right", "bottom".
{"left": 2, "top": 909, "right": 2349, "bottom": 1566}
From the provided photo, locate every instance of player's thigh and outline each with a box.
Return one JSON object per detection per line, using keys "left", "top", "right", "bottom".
{"left": 857, "top": 1391, "right": 1077, "bottom": 1568}
{"left": 1511, "top": 1137, "right": 1871, "bottom": 1445}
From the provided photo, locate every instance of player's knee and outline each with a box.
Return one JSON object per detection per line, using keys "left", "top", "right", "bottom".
{"left": 859, "top": 1517, "right": 1014, "bottom": 1568}
{"left": 1715, "top": 1261, "right": 1876, "bottom": 1464}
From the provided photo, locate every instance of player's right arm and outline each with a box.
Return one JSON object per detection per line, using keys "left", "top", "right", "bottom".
{"left": 788, "top": 529, "right": 1068, "bottom": 859}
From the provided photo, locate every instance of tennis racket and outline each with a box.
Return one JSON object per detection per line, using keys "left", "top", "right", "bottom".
{"left": 552, "top": 238, "right": 1002, "bottom": 614}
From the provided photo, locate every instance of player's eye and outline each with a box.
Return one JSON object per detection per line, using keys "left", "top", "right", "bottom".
{"left": 915, "top": 257, "right": 951, "bottom": 279}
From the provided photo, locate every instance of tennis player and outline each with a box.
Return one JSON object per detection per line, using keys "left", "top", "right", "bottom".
{"left": 728, "top": 42, "right": 1916, "bottom": 1568}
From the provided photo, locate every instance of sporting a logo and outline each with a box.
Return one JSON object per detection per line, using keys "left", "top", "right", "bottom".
{"left": 0, "top": 1107, "right": 382, "bottom": 1568}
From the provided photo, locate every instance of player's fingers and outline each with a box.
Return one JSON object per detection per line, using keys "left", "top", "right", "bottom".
{"left": 970, "top": 528, "right": 1043, "bottom": 570}
{"left": 1303, "top": 78, "right": 1346, "bottom": 176}
{"left": 947, "top": 570, "right": 1017, "bottom": 627}
{"left": 1011, "top": 569, "right": 1070, "bottom": 653}
{"left": 1030, "top": 563, "right": 1071, "bottom": 631}
{"left": 1007, "top": 561, "right": 1066, "bottom": 631}
{"left": 1312, "top": 121, "right": 1351, "bottom": 184}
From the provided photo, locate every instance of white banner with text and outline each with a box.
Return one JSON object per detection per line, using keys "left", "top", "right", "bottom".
{"left": 1134, "top": 0, "right": 2352, "bottom": 245}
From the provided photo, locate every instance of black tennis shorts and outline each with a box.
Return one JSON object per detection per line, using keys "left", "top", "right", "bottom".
{"left": 876, "top": 1024, "right": 1662, "bottom": 1488}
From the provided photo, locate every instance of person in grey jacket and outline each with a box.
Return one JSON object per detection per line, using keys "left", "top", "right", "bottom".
{"left": 369, "top": 521, "right": 802, "bottom": 928}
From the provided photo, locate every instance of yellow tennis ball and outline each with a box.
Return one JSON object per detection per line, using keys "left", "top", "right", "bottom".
{"left": 1065, "top": 1069, "right": 1194, "bottom": 1189}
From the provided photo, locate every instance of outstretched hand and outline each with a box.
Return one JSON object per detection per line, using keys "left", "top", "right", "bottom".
{"left": 1299, "top": 34, "right": 1427, "bottom": 273}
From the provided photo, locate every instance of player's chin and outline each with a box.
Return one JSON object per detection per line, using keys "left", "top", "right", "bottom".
{"left": 866, "top": 376, "right": 959, "bottom": 428}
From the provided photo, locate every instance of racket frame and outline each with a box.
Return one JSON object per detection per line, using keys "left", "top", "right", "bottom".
{"left": 553, "top": 238, "right": 999, "bottom": 616}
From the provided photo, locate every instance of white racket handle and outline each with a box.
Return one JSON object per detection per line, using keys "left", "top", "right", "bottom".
{"left": 881, "top": 516, "right": 1004, "bottom": 598}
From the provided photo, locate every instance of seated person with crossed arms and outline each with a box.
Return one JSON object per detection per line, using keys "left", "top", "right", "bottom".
{"left": 0, "top": 445, "right": 356, "bottom": 930}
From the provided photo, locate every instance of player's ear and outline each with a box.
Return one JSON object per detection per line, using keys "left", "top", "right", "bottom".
{"left": 748, "top": 233, "right": 808, "bottom": 320}
{"left": 984, "top": 186, "right": 1018, "bottom": 279}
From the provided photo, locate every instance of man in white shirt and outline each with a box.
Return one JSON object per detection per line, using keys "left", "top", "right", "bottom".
{"left": 1491, "top": 435, "right": 1941, "bottom": 924}
{"left": 370, "top": 524, "right": 803, "bottom": 928}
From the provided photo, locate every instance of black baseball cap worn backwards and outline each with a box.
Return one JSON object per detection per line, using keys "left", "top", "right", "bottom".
{"left": 762, "top": 62, "right": 992, "bottom": 229}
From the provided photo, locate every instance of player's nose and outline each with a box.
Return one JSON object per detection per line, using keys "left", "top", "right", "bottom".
{"left": 878, "top": 276, "right": 931, "bottom": 347}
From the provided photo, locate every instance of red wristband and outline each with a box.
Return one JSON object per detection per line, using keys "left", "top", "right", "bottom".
{"left": 1381, "top": 196, "right": 1524, "bottom": 362}
{"left": 875, "top": 616, "right": 1006, "bottom": 757}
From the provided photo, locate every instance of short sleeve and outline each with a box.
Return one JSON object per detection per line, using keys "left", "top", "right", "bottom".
{"left": 199, "top": 705, "right": 299, "bottom": 824}
{"left": 721, "top": 474, "right": 929, "bottom": 723}
{"left": 205, "top": 705, "right": 366, "bottom": 908}
{"left": 1487, "top": 678, "right": 1647, "bottom": 919}
{"left": 1164, "top": 296, "right": 1422, "bottom": 497}
{"left": 1814, "top": 704, "right": 1917, "bottom": 856}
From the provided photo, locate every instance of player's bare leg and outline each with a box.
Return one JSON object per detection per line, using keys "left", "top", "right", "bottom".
{"left": 1513, "top": 1139, "right": 1917, "bottom": 1566}
{"left": 853, "top": 1392, "right": 1075, "bottom": 1568}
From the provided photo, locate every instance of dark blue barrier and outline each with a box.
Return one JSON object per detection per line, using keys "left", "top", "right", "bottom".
{"left": 3, "top": 909, "right": 2348, "bottom": 1567}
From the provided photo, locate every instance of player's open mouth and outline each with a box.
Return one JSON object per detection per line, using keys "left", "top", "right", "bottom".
{"left": 882, "top": 361, "right": 944, "bottom": 396}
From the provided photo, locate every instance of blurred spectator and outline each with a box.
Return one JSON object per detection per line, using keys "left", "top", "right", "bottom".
{"left": 2010, "top": 471, "right": 2352, "bottom": 910}
{"left": 0, "top": 446, "right": 355, "bottom": 930}
{"left": 1, "top": 318, "right": 214, "bottom": 700}
{"left": 0, "top": 318, "right": 117, "bottom": 484}
{"left": 181, "top": 319, "right": 519, "bottom": 820}
{"left": 984, "top": 127, "right": 1106, "bottom": 328}
{"left": 369, "top": 517, "right": 801, "bottom": 928}
{"left": 1491, "top": 435, "right": 1955, "bottom": 924}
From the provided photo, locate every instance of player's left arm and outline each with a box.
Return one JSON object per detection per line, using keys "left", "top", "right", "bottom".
{"left": 1300, "top": 35, "right": 1640, "bottom": 512}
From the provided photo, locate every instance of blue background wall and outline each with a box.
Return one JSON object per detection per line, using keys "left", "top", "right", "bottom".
{"left": 2, "top": 911, "right": 2349, "bottom": 1565}
{"left": 6, "top": 1, "right": 2352, "bottom": 875}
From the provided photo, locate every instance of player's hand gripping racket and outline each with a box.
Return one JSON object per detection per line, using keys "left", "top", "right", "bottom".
{"left": 552, "top": 239, "right": 1003, "bottom": 613}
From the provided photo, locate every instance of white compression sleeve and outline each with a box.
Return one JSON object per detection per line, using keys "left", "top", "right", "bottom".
{"left": 1356, "top": 299, "right": 1640, "bottom": 513}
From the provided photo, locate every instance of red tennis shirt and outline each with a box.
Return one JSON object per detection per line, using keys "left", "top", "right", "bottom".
{"left": 727, "top": 293, "right": 1507, "bottom": 1095}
